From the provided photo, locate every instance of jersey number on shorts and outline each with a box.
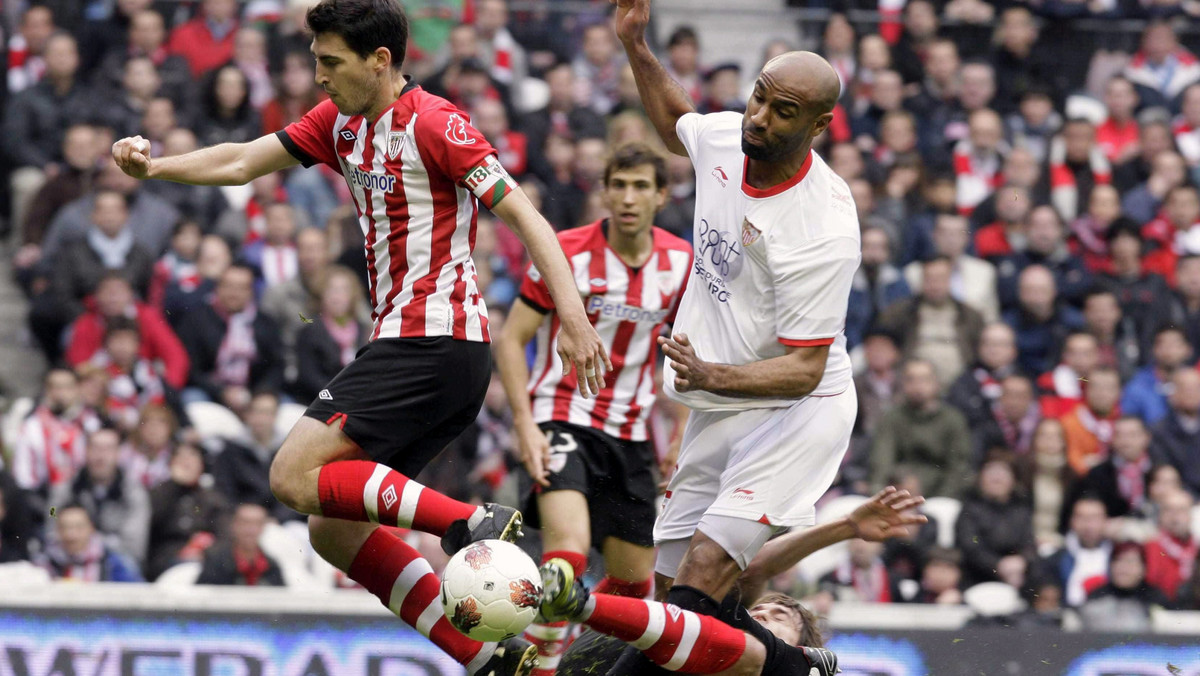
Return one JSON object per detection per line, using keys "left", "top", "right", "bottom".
{"left": 544, "top": 430, "right": 578, "bottom": 475}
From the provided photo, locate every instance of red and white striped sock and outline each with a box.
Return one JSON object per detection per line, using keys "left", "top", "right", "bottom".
{"left": 349, "top": 528, "right": 496, "bottom": 673}
{"left": 527, "top": 550, "right": 588, "bottom": 676}
{"left": 579, "top": 594, "right": 747, "bottom": 673}
{"left": 318, "top": 460, "right": 480, "bottom": 535}
{"left": 595, "top": 575, "right": 652, "bottom": 599}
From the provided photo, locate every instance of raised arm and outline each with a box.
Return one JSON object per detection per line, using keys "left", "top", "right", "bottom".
{"left": 111, "top": 133, "right": 300, "bottom": 186}
{"left": 491, "top": 188, "right": 612, "bottom": 398}
{"left": 612, "top": 0, "right": 695, "bottom": 156}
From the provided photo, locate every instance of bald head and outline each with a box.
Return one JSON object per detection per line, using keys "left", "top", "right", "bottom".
{"left": 761, "top": 51, "right": 841, "bottom": 115}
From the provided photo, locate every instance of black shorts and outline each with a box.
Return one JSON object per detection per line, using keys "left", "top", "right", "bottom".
{"left": 522, "top": 421, "right": 658, "bottom": 549}
{"left": 304, "top": 336, "right": 491, "bottom": 477}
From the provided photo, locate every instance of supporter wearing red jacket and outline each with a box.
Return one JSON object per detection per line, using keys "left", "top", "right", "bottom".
{"left": 167, "top": 0, "right": 239, "bottom": 78}
{"left": 65, "top": 275, "right": 190, "bottom": 390}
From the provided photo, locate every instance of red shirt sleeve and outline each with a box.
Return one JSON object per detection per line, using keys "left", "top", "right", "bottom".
{"left": 276, "top": 99, "right": 340, "bottom": 168}
{"left": 415, "top": 105, "right": 515, "bottom": 209}
{"left": 518, "top": 263, "right": 554, "bottom": 314}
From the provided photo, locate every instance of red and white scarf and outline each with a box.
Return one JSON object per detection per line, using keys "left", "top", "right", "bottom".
{"left": 323, "top": 317, "right": 360, "bottom": 367}
{"left": 43, "top": 534, "right": 106, "bottom": 582}
{"left": 1155, "top": 531, "right": 1199, "bottom": 584}
{"left": 953, "top": 139, "right": 1006, "bottom": 216}
{"left": 1049, "top": 136, "right": 1111, "bottom": 222}
{"left": 7, "top": 33, "right": 45, "bottom": 93}
{"left": 879, "top": 0, "right": 906, "bottom": 45}
{"left": 215, "top": 302, "right": 259, "bottom": 388}
{"left": 261, "top": 244, "right": 298, "bottom": 288}
{"left": 100, "top": 359, "right": 166, "bottom": 430}
{"left": 974, "top": 367, "right": 1003, "bottom": 401}
{"left": 31, "top": 406, "right": 89, "bottom": 488}
{"left": 833, "top": 559, "right": 892, "bottom": 603}
{"left": 1174, "top": 118, "right": 1200, "bottom": 167}
{"left": 1114, "top": 454, "right": 1150, "bottom": 513}
{"left": 1076, "top": 405, "right": 1118, "bottom": 453}
{"left": 155, "top": 252, "right": 200, "bottom": 292}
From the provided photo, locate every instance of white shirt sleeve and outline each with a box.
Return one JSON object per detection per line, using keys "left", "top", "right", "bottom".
{"left": 675, "top": 112, "right": 705, "bottom": 159}
{"left": 10, "top": 417, "right": 43, "bottom": 489}
{"left": 773, "top": 236, "right": 860, "bottom": 345}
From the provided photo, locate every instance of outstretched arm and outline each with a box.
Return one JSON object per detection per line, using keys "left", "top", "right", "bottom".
{"left": 612, "top": 0, "right": 695, "bottom": 156}
{"left": 112, "top": 133, "right": 299, "bottom": 186}
{"left": 739, "top": 488, "right": 926, "bottom": 603}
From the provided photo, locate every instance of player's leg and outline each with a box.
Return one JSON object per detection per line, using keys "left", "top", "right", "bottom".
{"left": 597, "top": 537, "right": 655, "bottom": 597}
{"left": 525, "top": 488, "right": 591, "bottom": 676}
{"left": 593, "top": 432, "right": 659, "bottom": 598}
{"left": 309, "top": 516, "right": 537, "bottom": 676}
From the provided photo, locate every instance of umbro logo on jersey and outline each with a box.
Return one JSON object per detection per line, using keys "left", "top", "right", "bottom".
{"left": 318, "top": 389, "right": 333, "bottom": 401}
{"left": 711, "top": 166, "right": 728, "bottom": 187}
{"left": 339, "top": 130, "right": 357, "bottom": 142}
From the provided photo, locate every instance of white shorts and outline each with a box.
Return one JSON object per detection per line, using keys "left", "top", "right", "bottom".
{"left": 654, "top": 387, "right": 856, "bottom": 543}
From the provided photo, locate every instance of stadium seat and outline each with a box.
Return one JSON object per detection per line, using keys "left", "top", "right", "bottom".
{"left": 963, "top": 582, "right": 1024, "bottom": 617}
{"left": 922, "top": 496, "right": 962, "bottom": 549}
{"left": 275, "top": 402, "right": 308, "bottom": 440}
{"left": 816, "top": 494, "right": 868, "bottom": 525}
{"left": 260, "top": 521, "right": 327, "bottom": 589}
{"left": 155, "top": 561, "right": 202, "bottom": 588}
{"left": 185, "top": 401, "right": 247, "bottom": 443}
{"left": 0, "top": 561, "right": 50, "bottom": 586}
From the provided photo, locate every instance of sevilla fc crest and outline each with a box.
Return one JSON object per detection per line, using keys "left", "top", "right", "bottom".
{"left": 386, "top": 131, "right": 405, "bottom": 160}
{"left": 741, "top": 218, "right": 762, "bottom": 246}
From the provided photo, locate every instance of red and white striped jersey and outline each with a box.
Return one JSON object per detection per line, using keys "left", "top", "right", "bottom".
{"left": 278, "top": 83, "right": 515, "bottom": 342}
{"left": 519, "top": 220, "right": 692, "bottom": 441}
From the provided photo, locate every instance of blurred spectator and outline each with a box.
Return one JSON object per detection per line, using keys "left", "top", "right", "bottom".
{"left": 1083, "top": 289, "right": 1142, "bottom": 381}
{"left": 952, "top": 109, "right": 1007, "bottom": 218}
{"left": 1049, "top": 118, "right": 1111, "bottom": 223}
{"left": 37, "top": 504, "right": 143, "bottom": 582}
{"left": 93, "top": 9, "right": 192, "bottom": 110}
{"left": 1101, "top": 223, "right": 1176, "bottom": 355}
{"left": 852, "top": 330, "right": 903, "bottom": 442}
{"left": 522, "top": 62, "right": 605, "bottom": 180}
{"left": 262, "top": 227, "right": 331, "bottom": 371}
{"left": 211, "top": 392, "right": 294, "bottom": 523}
{"left": 1143, "top": 184, "right": 1200, "bottom": 286}
{"left": 1008, "top": 88, "right": 1060, "bottom": 165}
{"left": 974, "top": 184, "right": 1033, "bottom": 260}
{"left": 905, "top": 214, "right": 999, "bottom": 322}
{"left": 1066, "top": 416, "right": 1155, "bottom": 525}
{"left": 473, "top": 98, "right": 528, "bottom": 177}
{"left": 573, "top": 23, "right": 624, "bottom": 115}
{"left": 820, "top": 538, "right": 895, "bottom": 603}
{"left": 147, "top": 443, "right": 228, "bottom": 580}
{"left": 971, "top": 145, "right": 1049, "bottom": 233}
{"left": 216, "top": 172, "right": 287, "bottom": 245}
{"left": 10, "top": 368, "right": 101, "bottom": 503}
{"left": 17, "top": 124, "right": 103, "bottom": 271}
{"left": 49, "top": 427, "right": 150, "bottom": 565}
{"left": 850, "top": 69, "right": 905, "bottom": 146}
{"left": 947, "top": 322, "right": 1019, "bottom": 430}
{"left": 697, "top": 63, "right": 744, "bottom": 115}
{"left": 1079, "top": 542, "right": 1168, "bottom": 631}
{"left": 664, "top": 26, "right": 702, "bottom": 103}
{"left": 956, "top": 452, "right": 1037, "bottom": 587}
{"left": 147, "top": 219, "right": 202, "bottom": 310}
{"left": 846, "top": 226, "right": 910, "bottom": 349}
{"left": 1143, "top": 489, "right": 1196, "bottom": 604}
{"left": 1150, "top": 367, "right": 1200, "bottom": 495}
{"left": 177, "top": 264, "right": 284, "bottom": 410}
{"left": 425, "top": 25, "right": 509, "bottom": 114}
{"left": 1122, "top": 150, "right": 1188, "bottom": 224}
{"left": 1178, "top": 84, "right": 1200, "bottom": 175}
{"left": 168, "top": 0, "right": 239, "bottom": 78}
{"left": 891, "top": 0, "right": 940, "bottom": 85}
{"left": 1097, "top": 76, "right": 1141, "bottom": 164}
{"left": 910, "top": 547, "right": 964, "bottom": 605}
{"left": 65, "top": 274, "right": 190, "bottom": 391}
{"left": 145, "top": 127, "right": 232, "bottom": 228}
{"left": 1169, "top": 256, "right": 1200, "bottom": 350}
{"left": 1062, "top": 367, "right": 1123, "bottom": 476}
{"left": 1014, "top": 579, "right": 1064, "bottom": 629}
{"left": 879, "top": 469, "right": 940, "bottom": 597}
{"left": 474, "top": 0, "right": 527, "bottom": 87}
{"left": 92, "top": 56, "right": 163, "bottom": 139}
{"left": 869, "top": 359, "right": 972, "bottom": 498}
{"left": 93, "top": 317, "right": 171, "bottom": 433}
{"left": 196, "top": 65, "right": 261, "bottom": 146}
{"left": 1068, "top": 185, "right": 1123, "bottom": 274}
{"left": 290, "top": 266, "right": 369, "bottom": 403}
{"left": 231, "top": 28, "right": 272, "bottom": 110}
{"left": 991, "top": 7, "right": 1053, "bottom": 115}
{"left": 1004, "top": 265, "right": 1085, "bottom": 376}
{"left": 0, "top": 470, "right": 37, "bottom": 563}
{"left": 7, "top": 6, "right": 56, "bottom": 93}
{"left": 242, "top": 203, "right": 301, "bottom": 289}
{"left": 997, "top": 205, "right": 1092, "bottom": 312}
{"left": 1041, "top": 495, "right": 1113, "bottom": 607}
{"left": 124, "top": 403, "right": 179, "bottom": 490}
{"left": 196, "top": 502, "right": 284, "bottom": 586}
{"left": 1027, "top": 418, "right": 1073, "bottom": 550}
{"left": 973, "top": 374, "right": 1040, "bottom": 459}
{"left": 4, "top": 31, "right": 91, "bottom": 231}
{"left": 876, "top": 257, "right": 985, "bottom": 387}
{"left": 1122, "top": 326, "right": 1194, "bottom": 426}
{"left": 1037, "top": 332, "right": 1100, "bottom": 419}
{"left": 1123, "top": 21, "right": 1200, "bottom": 113}
{"left": 1113, "top": 112, "right": 1175, "bottom": 194}
{"left": 164, "top": 234, "right": 232, "bottom": 326}
{"left": 261, "top": 49, "right": 325, "bottom": 134}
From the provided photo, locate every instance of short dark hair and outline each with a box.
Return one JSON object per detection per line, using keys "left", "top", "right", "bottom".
{"left": 749, "top": 593, "right": 824, "bottom": 648}
{"left": 667, "top": 25, "right": 698, "bottom": 49}
{"left": 603, "top": 142, "right": 668, "bottom": 190}
{"left": 307, "top": 0, "right": 409, "bottom": 69}
{"left": 103, "top": 316, "right": 140, "bottom": 341}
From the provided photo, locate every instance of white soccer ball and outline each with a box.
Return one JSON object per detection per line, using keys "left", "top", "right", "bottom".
{"left": 440, "top": 539, "right": 543, "bottom": 642}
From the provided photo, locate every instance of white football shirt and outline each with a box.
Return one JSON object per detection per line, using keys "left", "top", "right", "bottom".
{"left": 665, "top": 111, "right": 860, "bottom": 411}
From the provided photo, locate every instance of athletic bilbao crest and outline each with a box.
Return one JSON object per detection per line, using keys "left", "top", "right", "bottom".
{"left": 386, "top": 131, "right": 405, "bottom": 160}
{"left": 509, "top": 579, "right": 541, "bottom": 609}
{"left": 445, "top": 113, "right": 476, "bottom": 145}
{"left": 741, "top": 218, "right": 762, "bottom": 247}
{"left": 464, "top": 542, "right": 493, "bottom": 570}
{"left": 451, "top": 598, "right": 483, "bottom": 633}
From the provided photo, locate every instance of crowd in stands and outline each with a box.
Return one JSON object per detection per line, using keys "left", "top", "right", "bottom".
{"left": 1, "top": 0, "right": 1200, "bottom": 633}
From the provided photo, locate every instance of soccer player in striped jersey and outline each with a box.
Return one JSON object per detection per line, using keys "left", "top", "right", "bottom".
{"left": 493, "top": 143, "right": 692, "bottom": 674}
{"left": 111, "top": 2, "right": 608, "bottom": 674}
{"left": 543, "top": 488, "right": 926, "bottom": 675}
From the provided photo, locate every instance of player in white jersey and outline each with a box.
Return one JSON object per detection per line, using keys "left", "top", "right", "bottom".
{"left": 610, "top": 1, "right": 860, "bottom": 673}
{"left": 111, "top": 2, "right": 609, "bottom": 674}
